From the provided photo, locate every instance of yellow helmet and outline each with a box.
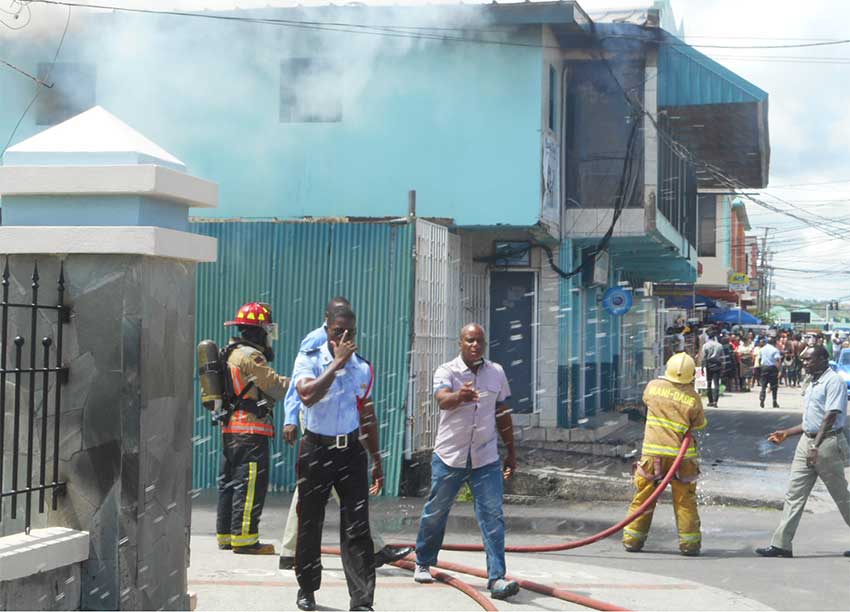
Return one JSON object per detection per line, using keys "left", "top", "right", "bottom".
{"left": 662, "top": 352, "right": 696, "bottom": 385}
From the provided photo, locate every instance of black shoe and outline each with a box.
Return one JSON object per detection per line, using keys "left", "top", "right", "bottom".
{"left": 844, "top": 550, "right": 850, "bottom": 557}
{"left": 350, "top": 607, "right": 374, "bottom": 611}
{"left": 279, "top": 555, "right": 295, "bottom": 570}
{"left": 374, "top": 545, "right": 414, "bottom": 568}
{"left": 680, "top": 549, "right": 701, "bottom": 557}
{"left": 760, "top": 402, "right": 765, "bottom": 408}
{"left": 755, "top": 545, "right": 793, "bottom": 558}
{"left": 296, "top": 589, "right": 316, "bottom": 611}
{"left": 773, "top": 402, "right": 781, "bottom": 409}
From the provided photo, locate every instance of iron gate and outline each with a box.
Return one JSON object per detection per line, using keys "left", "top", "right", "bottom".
{"left": 0, "top": 258, "right": 69, "bottom": 534}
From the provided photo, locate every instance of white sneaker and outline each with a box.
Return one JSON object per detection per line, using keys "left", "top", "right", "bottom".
{"left": 413, "top": 564, "right": 434, "bottom": 584}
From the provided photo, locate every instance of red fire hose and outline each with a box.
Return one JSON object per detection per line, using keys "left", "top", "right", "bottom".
{"left": 432, "top": 559, "right": 630, "bottom": 612}
{"left": 439, "top": 432, "right": 694, "bottom": 553}
{"left": 322, "top": 433, "right": 693, "bottom": 611}
{"left": 394, "top": 559, "right": 497, "bottom": 611}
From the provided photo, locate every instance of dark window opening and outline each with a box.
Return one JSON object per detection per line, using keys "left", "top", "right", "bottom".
{"left": 280, "top": 58, "right": 342, "bottom": 123}
{"left": 698, "top": 194, "right": 717, "bottom": 257}
{"left": 548, "top": 65, "right": 557, "bottom": 132}
{"left": 36, "top": 62, "right": 96, "bottom": 126}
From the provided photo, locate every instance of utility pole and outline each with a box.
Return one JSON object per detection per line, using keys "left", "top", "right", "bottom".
{"left": 758, "top": 227, "right": 774, "bottom": 315}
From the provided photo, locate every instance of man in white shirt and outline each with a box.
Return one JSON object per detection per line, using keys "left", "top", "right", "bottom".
{"left": 413, "top": 323, "right": 520, "bottom": 601}
{"left": 756, "top": 345, "right": 850, "bottom": 557}
{"left": 759, "top": 337, "right": 782, "bottom": 409}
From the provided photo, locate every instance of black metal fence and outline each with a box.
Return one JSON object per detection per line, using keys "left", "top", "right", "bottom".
{"left": 1, "top": 259, "right": 70, "bottom": 534}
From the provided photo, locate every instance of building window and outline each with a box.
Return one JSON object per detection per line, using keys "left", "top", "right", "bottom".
{"left": 280, "top": 58, "right": 342, "bottom": 123}
{"left": 35, "top": 62, "right": 96, "bottom": 126}
{"left": 548, "top": 64, "right": 557, "bottom": 132}
{"left": 698, "top": 194, "right": 717, "bottom": 257}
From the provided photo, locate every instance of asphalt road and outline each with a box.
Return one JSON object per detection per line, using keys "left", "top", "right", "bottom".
{"left": 191, "top": 492, "right": 850, "bottom": 611}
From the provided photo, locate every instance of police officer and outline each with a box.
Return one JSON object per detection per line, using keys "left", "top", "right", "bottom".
{"left": 292, "top": 305, "right": 381, "bottom": 612}
{"left": 216, "top": 302, "right": 289, "bottom": 555}
{"left": 279, "top": 296, "right": 412, "bottom": 571}
{"left": 622, "top": 352, "right": 707, "bottom": 556}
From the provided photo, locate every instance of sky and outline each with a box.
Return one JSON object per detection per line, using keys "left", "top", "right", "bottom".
{"left": 1, "top": 0, "right": 847, "bottom": 302}
{"left": 663, "top": 0, "right": 850, "bottom": 303}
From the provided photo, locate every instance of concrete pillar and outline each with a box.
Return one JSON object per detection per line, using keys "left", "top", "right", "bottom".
{"left": 0, "top": 106, "right": 217, "bottom": 610}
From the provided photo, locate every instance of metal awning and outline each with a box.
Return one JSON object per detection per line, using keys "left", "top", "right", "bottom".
{"left": 658, "top": 32, "right": 770, "bottom": 189}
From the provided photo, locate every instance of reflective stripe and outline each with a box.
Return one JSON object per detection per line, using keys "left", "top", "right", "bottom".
{"left": 231, "top": 533, "right": 259, "bottom": 547}
{"left": 693, "top": 418, "right": 708, "bottom": 431}
{"left": 222, "top": 411, "right": 274, "bottom": 437}
{"left": 623, "top": 527, "right": 647, "bottom": 541}
{"left": 222, "top": 421, "right": 275, "bottom": 436}
{"left": 217, "top": 533, "right": 232, "bottom": 545}
{"left": 230, "top": 364, "right": 245, "bottom": 395}
{"left": 642, "top": 442, "right": 698, "bottom": 458}
{"left": 646, "top": 415, "right": 689, "bottom": 434}
{"left": 241, "top": 462, "right": 257, "bottom": 539}
{"left": 679, "top": 532, "right": 701, "bottom": 542}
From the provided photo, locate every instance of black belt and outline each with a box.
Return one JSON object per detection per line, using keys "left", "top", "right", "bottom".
{"left": 805, "top": 428, "right": 844, "bottom": 439}
{"left": 304, "top": 428, "right": 359, "bottom": 449}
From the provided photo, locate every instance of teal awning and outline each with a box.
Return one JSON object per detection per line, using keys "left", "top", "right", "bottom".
{"left": 658, "top": 33, "right": 770, "bottom": 189}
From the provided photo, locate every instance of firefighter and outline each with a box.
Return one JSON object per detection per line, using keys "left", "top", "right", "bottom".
{"left": 622, "top": 352, "right": 707, "bottom": 556}
{"left": 216, "top": 302, "right": 289, "bottom": 555}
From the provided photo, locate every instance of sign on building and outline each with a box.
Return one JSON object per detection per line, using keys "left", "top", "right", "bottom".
{"left": 728, "top": 272, "right": 750, "bottom": 292}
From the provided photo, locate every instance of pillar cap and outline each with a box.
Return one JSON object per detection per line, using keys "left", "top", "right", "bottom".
{"left": 3, "top": 106, "right": 185, "bottom": 170}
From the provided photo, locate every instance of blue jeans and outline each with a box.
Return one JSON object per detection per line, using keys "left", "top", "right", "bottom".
{"left": 415, "top": 454, "right": 506, "bottom": 583}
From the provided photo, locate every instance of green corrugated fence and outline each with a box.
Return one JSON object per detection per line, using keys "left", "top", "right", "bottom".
{"left": 191, "top": 219, "right": 415, "bottom": 495}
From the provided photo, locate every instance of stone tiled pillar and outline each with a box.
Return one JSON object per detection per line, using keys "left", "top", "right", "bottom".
{"left": 0, "top": 107, "right": 217, "bottom": 610}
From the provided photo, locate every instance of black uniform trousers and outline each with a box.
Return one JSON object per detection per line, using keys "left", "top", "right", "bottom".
{"left": 760, "top": 365, "right": 779, "bottom": 406}
{"left": 295, "top": 430, "right": 375, "bottom": 609}
{"left": 216, "top": 433, "right": 270, "bottom": 548}
{"left": 705, "top": 361, "right": 723, "bottom": 405}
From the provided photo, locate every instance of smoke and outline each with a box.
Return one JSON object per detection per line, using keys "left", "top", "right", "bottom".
{"left": 0, "top": 0, "right": 512, "bottom": 198}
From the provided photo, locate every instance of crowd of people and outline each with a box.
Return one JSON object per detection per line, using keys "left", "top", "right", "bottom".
{"left": 665, "top": 319, "right": 850, "bottom": 409}
{"left": 206, "top": 300, "right": 848, "bottom": 611}
{"left": 208, "top": 298, "right": 522, "bottom": 611}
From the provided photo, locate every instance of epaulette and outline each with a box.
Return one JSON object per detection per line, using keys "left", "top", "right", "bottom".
{"left": 303, "top": 346, "right": 321, "bottom": 355}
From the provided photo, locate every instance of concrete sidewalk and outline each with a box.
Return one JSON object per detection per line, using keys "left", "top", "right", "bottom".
{"left": 188, "top": 532, "right": 771, "bottom": 611}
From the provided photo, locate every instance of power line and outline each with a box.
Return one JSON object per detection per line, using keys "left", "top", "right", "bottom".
{"left": 711, "top": 55, "right": 850, "bottom": 65}
{"left": 602, "top": 33, "right": 850, "bottom": 50}
{"left": 30, "top": 0, "right": 850, "bottom": 56}
{"left": 0, "top": 58, "right": 52, "bottom": 86}
{"left": 1, "top": 4, "right": 71, "bottom": 158}
{"left": 766, "top": 178, "right": 850, "bottom": 188}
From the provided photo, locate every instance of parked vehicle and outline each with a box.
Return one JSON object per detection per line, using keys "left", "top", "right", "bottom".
{"left": 829, "top": 348, "right": 850, "bottom": 398}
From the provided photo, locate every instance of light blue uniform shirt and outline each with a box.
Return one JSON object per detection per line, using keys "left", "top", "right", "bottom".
{"left": 802, "top": 368, "right": 848, "bottom": 435}
{"left": 283, "top": 325, "right": 328, "bottom": 426}
{"left": 759, "top": 343, "right": 782, "bottom": 368}
{"left": 291, "top": 342, "right": 373, "bottom": 436}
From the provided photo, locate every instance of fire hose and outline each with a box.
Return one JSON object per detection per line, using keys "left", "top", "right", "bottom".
{"left": 321, "top": 433, "right": 693, "bottom": 611}
{"left": 440, "top": 431, "right": 694, "bottom": 553}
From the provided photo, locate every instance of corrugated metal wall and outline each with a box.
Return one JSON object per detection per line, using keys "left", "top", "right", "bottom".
{"left": 191, "top": 220, "right": 415, "bottom": 495}
{"left": 657, "top": 36, "right": 766, "bottom": 107}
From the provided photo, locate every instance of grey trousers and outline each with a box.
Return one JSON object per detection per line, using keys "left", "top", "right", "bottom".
{"left": 280, "top": 483, "right": 386, "bottom": 557}
{"left": 770, "top": 433, "right": 850, "bottom": 550}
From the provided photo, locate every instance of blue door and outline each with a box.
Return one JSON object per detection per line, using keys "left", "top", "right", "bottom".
{"left": 489, "top": 271, "right": 534, "bottom": 413}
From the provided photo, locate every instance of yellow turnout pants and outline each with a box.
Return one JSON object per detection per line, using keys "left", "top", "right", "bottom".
{"left": 622, "top": 455, "right": 701, "bottom": 553}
